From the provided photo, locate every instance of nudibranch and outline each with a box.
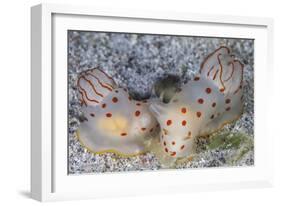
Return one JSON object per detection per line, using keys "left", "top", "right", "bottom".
{"left": 77, "top": 68, "right": 158, "bottom": 156}
{"left": 150, "top": 46, "right": 244, "bottom": 158}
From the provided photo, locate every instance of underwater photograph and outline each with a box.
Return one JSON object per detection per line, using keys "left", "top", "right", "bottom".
{"left": 68, "top": 30, "right": 254, "bottom": 174}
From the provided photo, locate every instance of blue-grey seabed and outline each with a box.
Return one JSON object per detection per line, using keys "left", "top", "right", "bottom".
{"left": 68, "top": 31, "right": 254, "bottom": 174}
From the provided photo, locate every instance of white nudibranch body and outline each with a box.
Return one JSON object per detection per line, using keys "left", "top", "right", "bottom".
{"left": 149, "top": 46, "right": 244, "bottom": 158}
{"left": 77, "top": 69, "right": 158, "bottom": 156}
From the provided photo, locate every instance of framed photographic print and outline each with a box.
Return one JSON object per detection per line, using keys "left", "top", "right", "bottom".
{"left": 31, "top": 3, "right": 274, "bottom": 201}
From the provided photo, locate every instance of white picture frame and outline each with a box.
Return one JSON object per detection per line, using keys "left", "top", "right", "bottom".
{"left": 31, "top": 3, "right": 274, "bottom": 202}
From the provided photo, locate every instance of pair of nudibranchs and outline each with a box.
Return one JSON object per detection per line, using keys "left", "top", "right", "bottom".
{"left": 77, "top": 46, "right": 244, "bottom": 158}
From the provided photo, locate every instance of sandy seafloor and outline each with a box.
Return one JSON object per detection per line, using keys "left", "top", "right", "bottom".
{"left": 68, "top": 31, "right": 254, "bottom": 174}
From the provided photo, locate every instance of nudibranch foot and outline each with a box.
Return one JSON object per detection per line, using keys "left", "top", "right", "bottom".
{"left": 143, "top": 137, "right": 178, "bottom": 168}
{"left": 76, "top": 130, "right": 146, "bottom": 157}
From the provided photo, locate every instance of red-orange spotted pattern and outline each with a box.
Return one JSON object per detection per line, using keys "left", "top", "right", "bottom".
{"left": 170, "top": 152, "right": 176, "bottom": 156}
{"left": 150, "top": 46, "right": 244, "bottom": 158}
{"left": 198, "top": 98, "right": 204, "bottom": 104}
{"left": 225, "top": 98, "right": 231, "bottom": 104}
{"left": 77, "top": 68, "right": 158, "bottom": 156}
{"left": 112, "top": 97, "right": 118, "bottom": 103}
{"left": 135, "top": 110, "right": 141, "bottom": 117}
{"left": 166, "top": 120, "right": 172, "bottom": 126}
{"left": 181, "top": 107, "right": 187, "bottom": 114}
{"left": 206, "top": 88, "right": 212, "bottom": 94}
{"left": 106, "top": 113, "right": 112, "bottom": 117}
